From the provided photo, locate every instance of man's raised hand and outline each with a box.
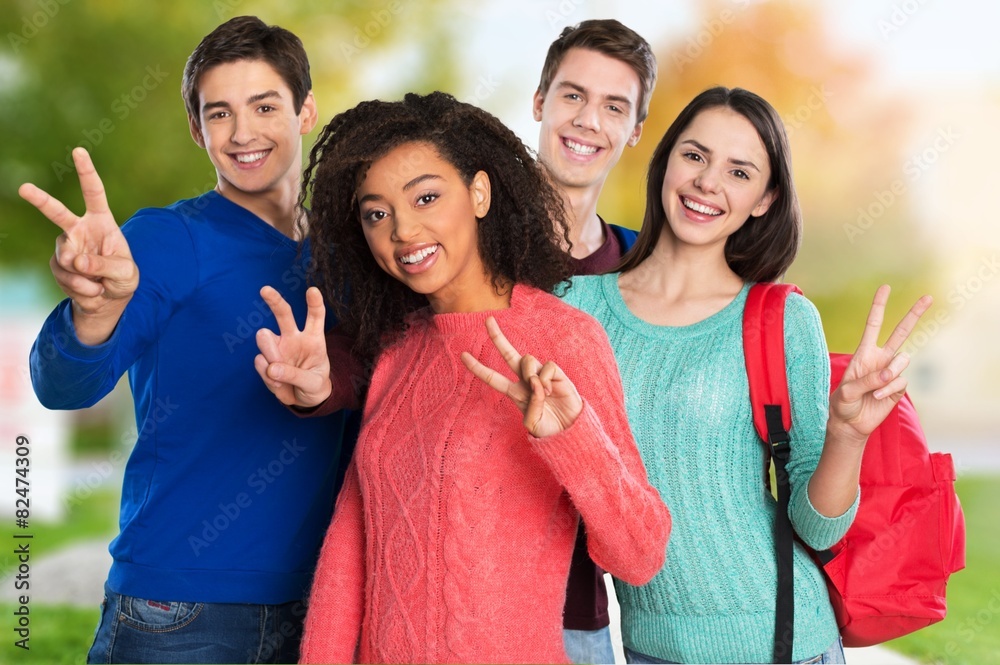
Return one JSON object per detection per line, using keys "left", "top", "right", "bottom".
{"left": 255, "top": 286, "right": 333, "bottom": 408}
{"left": 19, "top": 148, "right": 138, "bottom": 345}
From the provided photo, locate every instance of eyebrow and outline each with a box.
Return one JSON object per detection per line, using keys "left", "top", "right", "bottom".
{"left": 357, "top": 174, "right": 443, "bottom": 204}
{"left": 201, "top": 90, "right": 283, "bottom": 113}
{"left": 680, "top": 139, "right": 761, "bottom": 172}
{"left": 555, "top": 81, "right": 634, "bottom": 111}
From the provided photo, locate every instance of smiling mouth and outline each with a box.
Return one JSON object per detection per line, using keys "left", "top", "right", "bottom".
{"left": 233, "top": 150, "right": 270, "bottom": 165}
{"left": 682, "top": 196, "right": 723, "bottom": 216}
{"left": 563, "top": 138, "right": 599, "bottom": 156}
{"left": 399, "top": 244, "right": 439, "bottom": 265}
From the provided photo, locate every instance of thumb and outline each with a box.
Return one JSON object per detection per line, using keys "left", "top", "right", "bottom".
{"left": 76, "top": 254, "right": 138, "bottom": 287}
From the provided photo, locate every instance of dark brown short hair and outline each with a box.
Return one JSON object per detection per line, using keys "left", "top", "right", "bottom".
{"left": 537, "top": 19, "right": 657, "bottom": 123}
{"left": 181, "top": 16, "right": 311, "bottom": 126}
{"left": 618, "top": 87, "right": 802, "bottom": 283}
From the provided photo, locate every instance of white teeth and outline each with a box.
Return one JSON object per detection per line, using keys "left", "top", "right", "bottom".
{"left": 565, "top": 139, "right": 598, "bottom": 155}
{"left": 682, "top": 197, "right": 722, "bottom": 216}
{"left": 400, "top": 245, "right": 439, "bottom": 265}
{"left": 236, "top": 151, "right": 268, "bottom": 164}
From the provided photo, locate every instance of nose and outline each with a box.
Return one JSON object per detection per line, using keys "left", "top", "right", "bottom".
{"left": 694, "top": 167, "right": 721, "bottom": 194}
{"left": 391, "top": 209, "right": 420, "bottom": 243}
{"left": 572, "top": 100, "right": 601, "bottom": 133}
{"left": 230, "top": 110, "right": 255, "bottom": 146}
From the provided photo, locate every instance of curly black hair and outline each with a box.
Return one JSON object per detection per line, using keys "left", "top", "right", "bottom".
{"left": 302, "top": 91, "right": 572, "bottom": 364}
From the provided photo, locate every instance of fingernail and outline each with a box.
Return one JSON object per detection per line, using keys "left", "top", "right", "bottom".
{"left": 873, "top": 389, "right": 884, "bottom": 399}
{"left": 880, "top": 369, "right": 891, "bottom": 383}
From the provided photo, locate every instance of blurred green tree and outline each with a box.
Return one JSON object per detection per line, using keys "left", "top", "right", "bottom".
{"left": 1, "top": 0, "right": 461, "bottom": 279}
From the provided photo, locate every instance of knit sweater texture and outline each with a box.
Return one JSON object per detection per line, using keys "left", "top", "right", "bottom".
{"left": 562, "top": 274, "right": 858, "bottom": 664}
{"left": 299, "top": 284, "right": 671, "bottom": 664}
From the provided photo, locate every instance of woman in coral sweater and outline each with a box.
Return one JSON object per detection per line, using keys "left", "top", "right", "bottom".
{"left": 253, "top": 91, "right": 671, "bottom": 664}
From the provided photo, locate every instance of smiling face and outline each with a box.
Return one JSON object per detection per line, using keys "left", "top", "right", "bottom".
{"left": 189, "top": 59, "right": 316, "bottom": 214}
{"left": 660, "top": 106, "right": 776, "bottom": 253}
{"left": 356, "top": 141, "right": 497, "bottom": 314}
{"left": 533, "top": 47, "right": 644, "bottom": 195}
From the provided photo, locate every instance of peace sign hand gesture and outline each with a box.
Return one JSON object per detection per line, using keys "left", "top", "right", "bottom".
{"left": 19, "top": 148, "right": 139, "bottom": 345}
{"left": 830, "top": 285, "right": 933, "bottom": 446}
{"left": 461, "top": 317, "right": 583, "bottom": 438}
{"left": 254, "top": 285, "right": 333, "bottom": 408}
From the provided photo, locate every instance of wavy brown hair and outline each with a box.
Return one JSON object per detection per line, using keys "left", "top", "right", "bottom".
{"left": 618, "top": 87, "right": 802, "bottom": 283}
{"left": 302, "top": 92, "right": 572, "bottom": 363}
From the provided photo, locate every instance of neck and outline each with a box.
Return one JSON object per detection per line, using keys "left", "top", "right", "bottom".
{"left": 426, "top": 275, "right": 513, "bottom": 315}
{"left": 216, "top": 176, "right": 303, "bottom": 240}
{"left": 626, "top": 231, "right": 744, "bottom": 301}
{"left": 560, "top": 182, "right": 607, "bottom": 259}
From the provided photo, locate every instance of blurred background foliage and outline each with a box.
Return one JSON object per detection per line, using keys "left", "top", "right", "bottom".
{"left": 1, "top": 0, "right": 996, "bottom": 445}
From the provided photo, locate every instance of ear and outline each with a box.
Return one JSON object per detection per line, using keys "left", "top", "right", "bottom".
{"left": 298, "top": 91, "right": 318, "bottom": 135}
{"left": 188, "top": 114, "right": 206, "bottom": 149}
{"left": 532, "top": 88, "right": 545, "bottom": 122}
{"left": 626, "top": 120, "right": 644, "bottom": 148}
{"left": 470, "top": 170, "right": 492, "bottom": 219}
{"left": 752, "top": 188, "right": 777, "bottom": 218}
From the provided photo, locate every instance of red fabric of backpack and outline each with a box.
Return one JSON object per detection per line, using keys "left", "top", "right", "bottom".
{"left": 743, "top": 282, "right": 966, "bottom": 660}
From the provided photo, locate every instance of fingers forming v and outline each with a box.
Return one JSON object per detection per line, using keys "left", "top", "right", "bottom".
{"left": 260, "top": 286, "right": 299, "bottom": 338}
{"left": 882, "top": 295, "right": 933, "bottom": 356}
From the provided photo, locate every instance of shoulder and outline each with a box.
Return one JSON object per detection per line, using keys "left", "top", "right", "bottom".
{"left": 121, "top": 195, "right": 206, "bottom": 247}
{"left": 607, "top": 223, "right": 638, "bottom": 250}
{"left": 558, "top": 273, "right": 611, "bottom": 310}
{"left": 515, "top": 286, "right": 615, "bottom": 362}
{"left": 779, "top": 289, "right": 830, "bottom": 374}
{"left": 783, "top": 290, "right": 824, "bottom": 338}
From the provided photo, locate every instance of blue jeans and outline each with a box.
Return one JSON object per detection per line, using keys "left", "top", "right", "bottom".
{"left": 87, "top": 584, "right": 305, "bottom": 663}
{"left": 564, "top": 626, "right": 616, "bottom": 664}
{"left": 624, "top": 638, "right": 846, "bottom": 664}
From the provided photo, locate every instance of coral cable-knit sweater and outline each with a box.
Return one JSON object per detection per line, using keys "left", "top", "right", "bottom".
{"left": 299, "top": 284, "right": 670, "bottom": 664}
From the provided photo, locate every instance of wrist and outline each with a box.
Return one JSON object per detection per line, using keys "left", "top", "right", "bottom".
{"left": 825, "top": 418, "right": 869, "bottom": 451}
{"left": 71, "top": 298, "right": 128, "bottom": 346}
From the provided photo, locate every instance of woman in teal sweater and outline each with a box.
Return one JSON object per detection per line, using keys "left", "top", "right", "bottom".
{"left": 562, "top": 87, "right": 931, "bottom": 664}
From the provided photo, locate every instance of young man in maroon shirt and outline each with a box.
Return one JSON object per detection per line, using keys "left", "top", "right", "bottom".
{"left": 532, "top": 19, "right": 658, "bottom": 664}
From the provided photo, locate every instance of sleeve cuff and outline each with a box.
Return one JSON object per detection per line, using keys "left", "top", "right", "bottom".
{"left": 796, "top": 487, "right": 860, "bottom": 551}
{"left": 50, "top": 299, "right": 122, "bottom": 361}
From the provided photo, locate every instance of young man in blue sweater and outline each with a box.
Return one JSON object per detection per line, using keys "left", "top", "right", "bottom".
{"left": 532, "top": 19, "right": 658, "bottom": 664}
{"left": 21, "top": 17, "right": 351, "bottom": 664}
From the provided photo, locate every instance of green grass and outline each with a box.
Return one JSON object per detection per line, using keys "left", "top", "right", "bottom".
{"left": 0, "top": 603, "right": 96, "bottom": 664}
{"left": 885, "top": 475, "right": 1000, "bottom": 665}
{"left": 0, "top": 489, "right": 118, "bottom": 576}
{"left": 1, "top": 490, "right": 117, "bottom": 662}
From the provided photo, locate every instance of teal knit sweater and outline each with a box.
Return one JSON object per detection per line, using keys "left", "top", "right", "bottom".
{"left": 563, "top": 274, "right": 858, "bottom": 664}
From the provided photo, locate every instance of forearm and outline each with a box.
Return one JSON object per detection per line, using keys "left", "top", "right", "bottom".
{"left": 30, "top": 300, "right": 123, "bottom": 409}
{"left": 532, "top": 401, "right": 670, "bottom": 586}
{"left": 807, "top": 419, "right": 866, "bottom": 518}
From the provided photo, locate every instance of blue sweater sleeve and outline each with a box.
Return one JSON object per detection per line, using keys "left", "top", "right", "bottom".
{"left": 29, "top": 208, "right": 199, "bottom": 409}
{"left": 783, "top": 293, "right": 858, "bottom": 550}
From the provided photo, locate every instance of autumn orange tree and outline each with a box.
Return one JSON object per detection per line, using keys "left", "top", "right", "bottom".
{"left": 600, "top": 0, "right": 935, "bottom": 349}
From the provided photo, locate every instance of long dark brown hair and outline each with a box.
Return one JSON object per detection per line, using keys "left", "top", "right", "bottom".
{"left": 302, "top": 91, "right": 572, "bottom": 363}
{"left": 617, "top": 86, "right": 801, "bottom": 282}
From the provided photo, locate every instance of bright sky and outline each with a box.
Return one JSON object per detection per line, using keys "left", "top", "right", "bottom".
{"left": 439, "top": 0, "right": 1000, "bottom": 148}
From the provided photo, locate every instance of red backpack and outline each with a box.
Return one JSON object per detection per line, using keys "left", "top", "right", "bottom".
{"left": 743, "top": 282, "right": 966, "bottom": 663}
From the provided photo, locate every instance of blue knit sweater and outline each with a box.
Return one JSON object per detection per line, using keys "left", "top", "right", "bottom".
{"left": 30, "top": 191, "right": 350, "bottom": 604}
{"left": 563, "top": 273, "right": 857, "bottom": 663}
